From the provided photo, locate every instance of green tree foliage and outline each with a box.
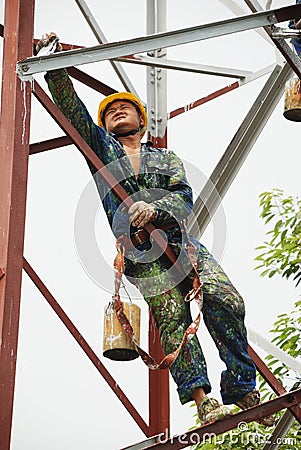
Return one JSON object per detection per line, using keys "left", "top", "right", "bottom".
{"left": 254, "top": 189, "right": 301, "bottom": 286}
{"left": 191, "top": 190, "right": 301, "bottom": 449}
{"left": 259, "top": 299, "right": 301, "bottom": 401}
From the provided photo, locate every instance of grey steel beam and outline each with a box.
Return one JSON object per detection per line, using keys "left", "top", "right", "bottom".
{"left": 247, "top": 327, "right": 301, "bottom": 375}
{"left": 187, "top": 63, "right": 292, "bottom": 239}
{"left": 16, "top": 4, "right": 301, "bottom": 79}
{"left": 118, "top": 55, "right": 252, "bottom": 79}
{"left": 262, "top": 409, "right": 297, "bottom": 450}
{"left": 74, "top": 0, "right": 139, "bottom": 96}
{"left": 218, "top": 0, "right": 273, "bottom": 45}
{"left": 147, "top": 0, "right": 168, "bottom": 140}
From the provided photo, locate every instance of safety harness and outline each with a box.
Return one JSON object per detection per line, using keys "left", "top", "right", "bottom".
{"left": 112, "top": 229, "right": 204, "bottom": 370}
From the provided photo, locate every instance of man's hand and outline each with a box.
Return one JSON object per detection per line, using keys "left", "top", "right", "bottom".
{"left": 128, "top": 201, "right": 157, "bottom": 228}
{"left": 35, "top": 32, "right": 62, "bottom": 55}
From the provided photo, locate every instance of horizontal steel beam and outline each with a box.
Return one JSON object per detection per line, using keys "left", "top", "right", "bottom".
{"left": 118, "top": 55, "right": 252, "bottom": 79}
{"left": 16, "top": 4, "right": 301, "bottom": 79}
{"left": 29, "top": 136, "right": 72, "bottom": 155}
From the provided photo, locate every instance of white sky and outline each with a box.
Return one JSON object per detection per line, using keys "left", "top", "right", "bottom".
{"left": 0, "top": 0, "right": 300, "bottom": 449}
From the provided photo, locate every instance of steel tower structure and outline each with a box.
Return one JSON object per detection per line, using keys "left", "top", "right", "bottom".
{"left": 0, "top": 1, "right": 301, "bottom": 449}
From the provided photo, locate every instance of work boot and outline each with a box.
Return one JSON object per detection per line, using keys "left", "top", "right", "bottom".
{"left": 236, "top": 389, "right": 275, "bottom": 427}
{"left": 197, "top": 397, "right": 232, "bottom": 426}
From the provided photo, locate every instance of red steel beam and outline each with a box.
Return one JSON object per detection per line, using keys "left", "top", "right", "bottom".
{"left": 23, "top": 258, "right": 149, "bottom": 436}
{"left": 148, "top": 324, "right": 170, "bottom": 439}
{"left": 0, "top": 0, "right": 35, "bottom": 449}
{"left": 148, "top": 132, "right": 170, "bottom": 439}
{"left": 168, "top": 82, "right": 239, "bottom": 119}
{"left": 67, "top": 67, "right": 117, "bottom": 96}
{"left": 30, "top": 136, "right": 72, "bottom": 154}
{"left": 143, "top": 388, "right": 301, "bottom": 450}
{"left": 249, "top": 346, "right": 301, "bottom": 423}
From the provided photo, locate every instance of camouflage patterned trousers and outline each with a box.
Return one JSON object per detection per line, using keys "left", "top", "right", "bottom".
{"left": 125, "top": 242, "right": 256, "bottom": 405}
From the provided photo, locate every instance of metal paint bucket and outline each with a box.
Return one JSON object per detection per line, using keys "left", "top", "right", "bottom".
{"left": 103, "top": 301, "right": 141, "bottom": 361}
{"left": 284, "top": 78, "right": 301, "bottom": 121}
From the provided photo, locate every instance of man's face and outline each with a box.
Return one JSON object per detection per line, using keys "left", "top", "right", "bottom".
{"left": 104, "top": 100, "right": 144, "bottom": 135}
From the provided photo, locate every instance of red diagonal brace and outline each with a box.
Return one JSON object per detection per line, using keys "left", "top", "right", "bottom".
{"left": 249, "top": 345, "right": 301, "bottom": 423}
{"left": 22, "top": 257, "right": 149, "bottom": 436}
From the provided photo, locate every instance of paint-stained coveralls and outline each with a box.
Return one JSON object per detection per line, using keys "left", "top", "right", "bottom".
{"left": 46, "top": 69, "right": 256, "bottom": 405}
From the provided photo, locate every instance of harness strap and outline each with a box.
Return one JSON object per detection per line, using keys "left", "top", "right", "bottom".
{"left": 112, "top": 238, "right": 203, "bottom": 370}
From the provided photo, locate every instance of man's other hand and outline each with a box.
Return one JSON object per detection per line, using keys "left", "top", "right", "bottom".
{"left": 128, "top": 201, "right": 157, "bottom": 228}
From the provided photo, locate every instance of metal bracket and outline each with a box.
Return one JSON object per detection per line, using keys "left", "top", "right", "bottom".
{"left": 272, "top": 27, "right": 301, "bottom": 39}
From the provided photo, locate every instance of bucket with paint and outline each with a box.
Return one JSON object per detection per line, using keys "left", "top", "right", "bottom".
{"left": 284, "top": 78, "right": 301, "bottom": 121}
{"left": 103, "top": 301, "right": 140, "bottom": 361}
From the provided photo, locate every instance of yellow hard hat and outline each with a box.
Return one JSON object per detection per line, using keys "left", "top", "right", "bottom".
{"left": 98, "top": 92, "right": 148, "bottom": 136}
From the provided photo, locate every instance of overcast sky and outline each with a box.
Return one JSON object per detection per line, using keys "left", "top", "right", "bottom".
{"left": 0, "top": 0, "right": 300, "bottom": 449}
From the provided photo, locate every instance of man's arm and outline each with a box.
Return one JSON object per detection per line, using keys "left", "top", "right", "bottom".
{"left": 45, "top": 69, "right": 100, "bottom": 148}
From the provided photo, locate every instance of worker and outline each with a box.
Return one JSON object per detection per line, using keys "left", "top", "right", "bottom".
{"left": 289, "top": 0, "right": 301, "bottom": 55}
{"left": 37, "top": 33, "right": 274, "bottom": 427}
